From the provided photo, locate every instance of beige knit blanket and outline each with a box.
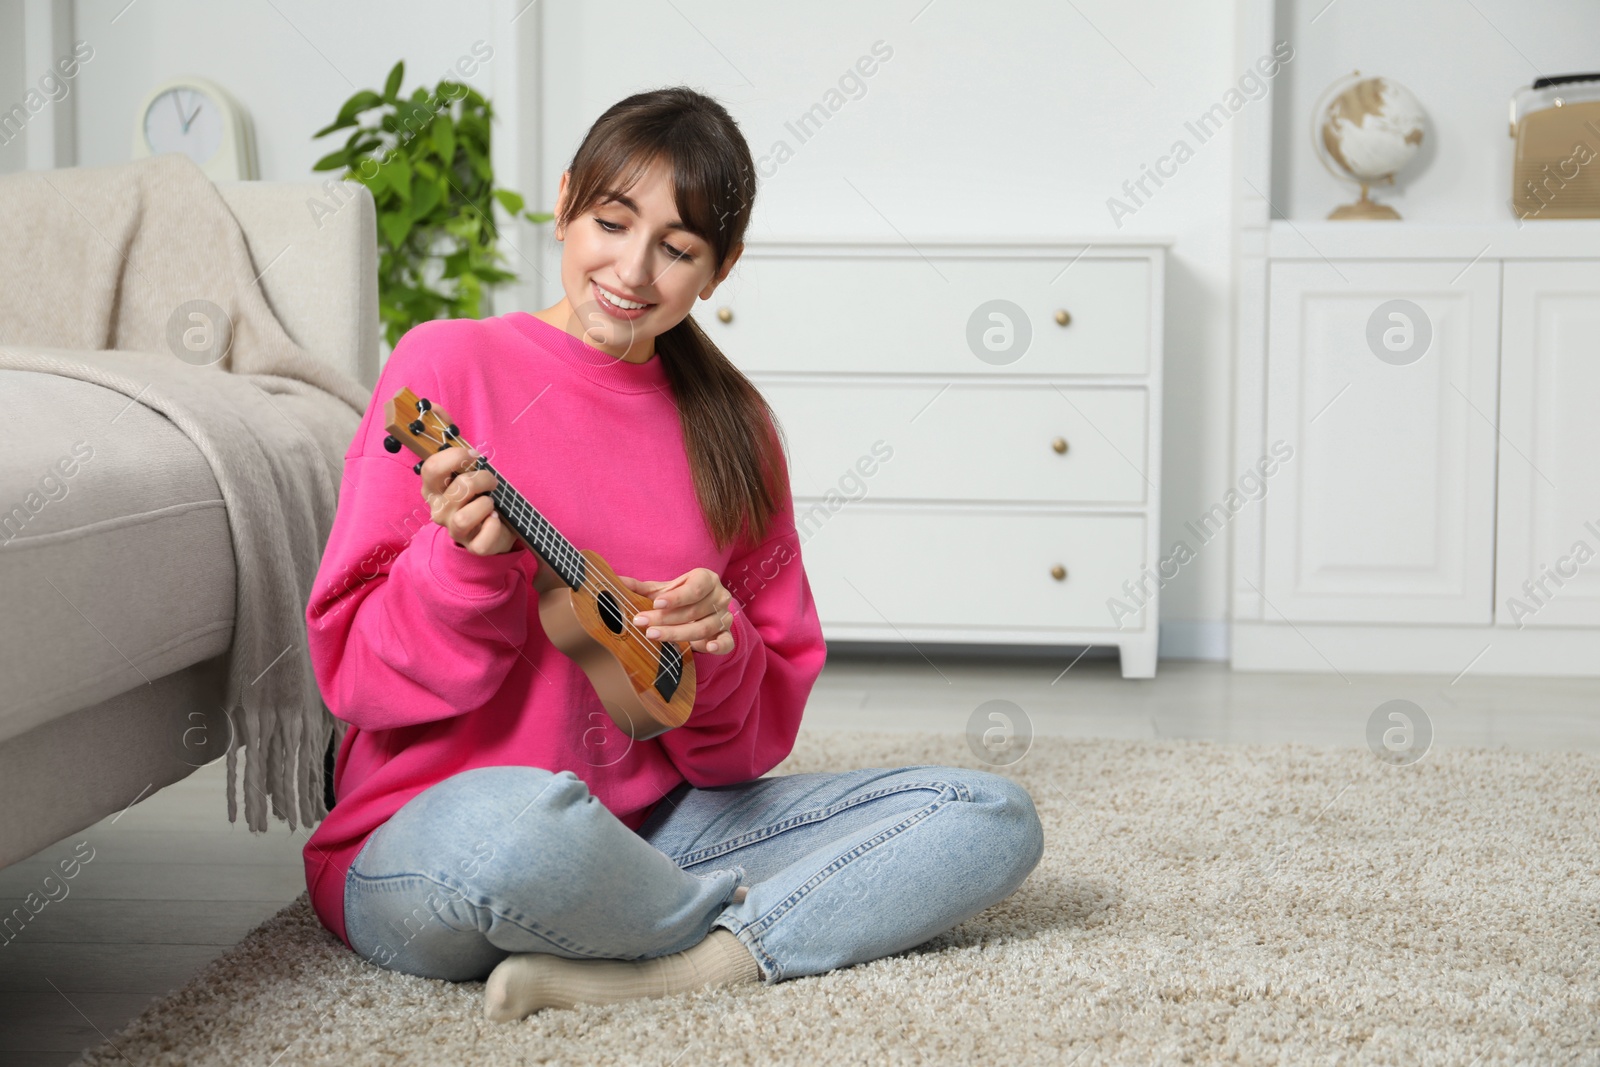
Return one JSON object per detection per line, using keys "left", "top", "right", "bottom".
{"left": 0, "top": 153, "right": 368, "bottom": 834}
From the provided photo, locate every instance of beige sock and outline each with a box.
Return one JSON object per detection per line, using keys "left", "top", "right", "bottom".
{"left": 483, "top": 928, "right": 762, "bottom": 1022}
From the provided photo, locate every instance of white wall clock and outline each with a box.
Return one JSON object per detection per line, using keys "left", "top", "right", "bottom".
{"left": 132, "top": 76, "right": 258, "bottom": 180}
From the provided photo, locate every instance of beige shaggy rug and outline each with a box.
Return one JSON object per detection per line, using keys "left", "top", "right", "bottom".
{"left": 73, "top": 729, "right": 1600, "bottom": 1066}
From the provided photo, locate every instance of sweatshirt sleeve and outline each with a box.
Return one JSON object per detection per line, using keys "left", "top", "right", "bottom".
{"left": 654, "top": 487, "right": 828, "bottom": 787}
{"left": 304, "top": 321, "right": 539, "bottom": 732}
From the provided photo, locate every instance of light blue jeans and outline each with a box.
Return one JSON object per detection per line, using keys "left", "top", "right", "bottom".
{"left": 343, "top": 763, "right": 1046, "bottom": 984}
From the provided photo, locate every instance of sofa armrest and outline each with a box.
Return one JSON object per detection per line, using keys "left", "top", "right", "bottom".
{"left": 215, "top": 179, "right": 380, "bottom": 392}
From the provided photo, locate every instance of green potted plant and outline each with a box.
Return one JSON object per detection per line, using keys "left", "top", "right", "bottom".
{"left": 311, "top": 60, "right": 552, "bottom": 349}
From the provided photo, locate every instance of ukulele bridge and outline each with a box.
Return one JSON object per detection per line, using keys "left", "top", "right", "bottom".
{"left": 654, "top": 642, "right": 684, "bottom": 701}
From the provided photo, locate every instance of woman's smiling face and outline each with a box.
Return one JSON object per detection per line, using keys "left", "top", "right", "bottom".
{"left": 539, "top": 155, "right": 742, "bottom": 363}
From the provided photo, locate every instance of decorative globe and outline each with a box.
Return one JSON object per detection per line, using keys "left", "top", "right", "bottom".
{"left": 1312, "top": 73, "right": 1427, "bottom": 219}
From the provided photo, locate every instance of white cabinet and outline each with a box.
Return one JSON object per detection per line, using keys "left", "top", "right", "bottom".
{"left": 762, "top": 382, "right": 1150, "bottom": 505}
{"left": 715, "top": 239, "right": 1169, "bottom": 678}
{"left": 799, "top": 509, "right": 1149, "bottom": 633}
{"left": 1263, "top": 260, "right": 1501, "bottom": 624}
{"left": 1234, "top": 223, "right": 1600, "bottom": 675}
{"left": 1495, "top": 261, "right": 1600, "bottom": 629}
{"left": 1227, "top": 0, "right": 1600, "bottom": 675}
{"left": 720, "top": 252, "right": 1153, "bottom": 377}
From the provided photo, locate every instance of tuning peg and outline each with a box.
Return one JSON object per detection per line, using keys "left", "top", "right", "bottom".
{"left": 382, "top": 435, "right": 401, "bottom": 453}
{"left": 408, "top": 419, "right": 424, "bottom": 434}
{"left": 412, "top": 462, "right": 422, "bottom": 475}
{"left": 417, "top": 398, "right": 432, "bottom": 412}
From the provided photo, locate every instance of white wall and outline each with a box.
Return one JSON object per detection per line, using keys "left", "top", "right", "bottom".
{"left": 65, "top": 0, "right": 497, "bottom": 177}
{"left": 9, "top": 0, "right": 1247, "bottom": 658}
{"left": 1271, "top": 0, "right": 1600, "bottom": 221}
{"left": 0, "top": 0, "right": 25, "bottom": 175}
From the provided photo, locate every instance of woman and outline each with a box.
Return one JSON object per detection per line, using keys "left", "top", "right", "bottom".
{"left": 301, "top": 85, "right": 1045, "bottom": 1023}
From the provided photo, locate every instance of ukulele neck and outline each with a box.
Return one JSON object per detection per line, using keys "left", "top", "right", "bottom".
{"left": 475, "top": 456, "right": 585, "bottom": 589}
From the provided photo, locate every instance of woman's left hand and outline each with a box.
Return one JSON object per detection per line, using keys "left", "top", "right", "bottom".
{"left": 616, "top": 568, "right": 736, "bottom": 655}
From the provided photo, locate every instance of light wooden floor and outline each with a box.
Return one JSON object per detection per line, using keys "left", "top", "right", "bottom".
{"left": 4, "top": 653, "right": 1597, "bottom": 1065}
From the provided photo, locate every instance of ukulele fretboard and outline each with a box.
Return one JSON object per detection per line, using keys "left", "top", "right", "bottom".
{"left": 477, "top": 457, "right": 587, "bottom": 589}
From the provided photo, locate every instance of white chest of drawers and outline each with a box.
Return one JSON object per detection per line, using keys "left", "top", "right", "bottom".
{"left": 711, "top": 239, "right": 1169, "bottom": 678}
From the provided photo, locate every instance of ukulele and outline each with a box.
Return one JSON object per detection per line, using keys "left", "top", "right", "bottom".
{"left": 381, "top": 386, "right": 695, "bottom": 741}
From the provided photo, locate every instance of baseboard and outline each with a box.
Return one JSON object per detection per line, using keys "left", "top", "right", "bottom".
{"left": 1231, "top": 621, "right": 1600, "bottom": 676}
{"left": 1158, "top": 619, "right": 1229, "bottom": 661}
{"left": 820, "top": 621, "right": 1229, "bottom": 666}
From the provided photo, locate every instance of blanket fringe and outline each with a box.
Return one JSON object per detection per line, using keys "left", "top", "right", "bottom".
{"left": 226, "top": 692, "right": 347, "bottom": 834}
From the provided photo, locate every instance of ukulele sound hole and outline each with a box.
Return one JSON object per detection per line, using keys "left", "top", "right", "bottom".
{"left": 596, "top": 590, "right": 625, "bottom": 634}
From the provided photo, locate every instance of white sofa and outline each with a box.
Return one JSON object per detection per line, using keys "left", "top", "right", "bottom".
{"left": 0, "top": 178, "right": 380, "bottom": 869}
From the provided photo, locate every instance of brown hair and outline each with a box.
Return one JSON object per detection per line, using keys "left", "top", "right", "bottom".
{"left": 556, "top": 87, "right": 786, "bottom": 552}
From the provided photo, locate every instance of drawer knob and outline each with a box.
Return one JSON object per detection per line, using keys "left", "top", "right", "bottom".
{"left": 1051, "top": 436, "right": 1069, "bottom": 454}
{"left": 717, "top": 307, "right": 733, "bottom": 324}
{"left": 1054, "top": 309, "right": 1072, "bottom": 327}
{"left": 1051, "top": 564, "right": 1068, "bottom": 581}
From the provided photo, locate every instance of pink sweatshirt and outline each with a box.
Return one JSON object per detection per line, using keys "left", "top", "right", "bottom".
{"left": 301, "top": 311, "right": 827, "bottom": 949}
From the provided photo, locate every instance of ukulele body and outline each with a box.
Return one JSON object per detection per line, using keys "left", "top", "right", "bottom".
{"left": 530, "top": 548, "right": 697, "bottom": 741}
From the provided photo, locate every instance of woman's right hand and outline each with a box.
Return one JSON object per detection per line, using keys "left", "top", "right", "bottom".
{"left": 421, "top": 446, "right": 518, "bottom": 556}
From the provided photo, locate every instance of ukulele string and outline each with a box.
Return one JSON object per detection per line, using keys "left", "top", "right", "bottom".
{"left": 432, "top": 429, "right": 668, "bottom": 666}
{"left": 411, "top": 418, "right": 676, "bottom": 667}
{"left": 417, "top": 422, "right": 666, "bottom": 662}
